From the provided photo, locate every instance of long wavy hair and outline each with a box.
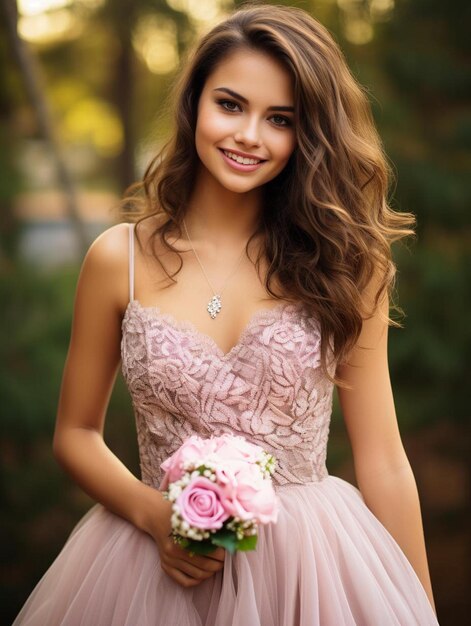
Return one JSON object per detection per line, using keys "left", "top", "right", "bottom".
{"left": 120, "top": 1, "right": 416, "bottom": 388}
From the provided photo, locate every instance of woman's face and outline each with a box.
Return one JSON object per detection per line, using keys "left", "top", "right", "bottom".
{"left": 195, "top": 48, "right": 296, "bottom": 194}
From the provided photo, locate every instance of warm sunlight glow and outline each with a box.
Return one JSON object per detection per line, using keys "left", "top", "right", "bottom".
{"left": 167, "top": 0, "right": 232, "bottom": 23}
{"left": 345, "top": 18, "right": 374, "bottom": 45}
{"left": 18, "top": 0, "right": 72, "bottom": 15}
{"left": 133, "top": 15, "right": 179, "bottom": 75}
{"left": 18, "top": 0, "right": 105, "bottom": 14}
{"left": 336, "top": 0, "right": 394, "bottom": 44}
{"left": 18, "top": 9, "right": 82, "bottom": 44}
{"left": 17, "top": 0, "right": 105, "bottom": 45}
{"left": 370, "top": 0, "right": 395, "bottom": 21}
{"left": 62, "top": 98, "right": 123, "bottom": 158}
{"left": 188, "top": 0, "right": 219, "bottom": 22}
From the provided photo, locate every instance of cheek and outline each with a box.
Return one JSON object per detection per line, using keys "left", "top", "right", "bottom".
{"left": 196, "top": 106, "right": 232, "bottom": 144}
{"left": 270, "top": 132, "right": 296, "bottom": 164}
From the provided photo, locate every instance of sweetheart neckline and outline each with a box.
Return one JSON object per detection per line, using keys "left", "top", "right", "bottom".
{"left": 122, "top": 298, "right": 304, "bottom": 360}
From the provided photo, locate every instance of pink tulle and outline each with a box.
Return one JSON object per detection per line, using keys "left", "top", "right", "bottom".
{"left": 13, "top": 476, "right": 438, "bottom": 625}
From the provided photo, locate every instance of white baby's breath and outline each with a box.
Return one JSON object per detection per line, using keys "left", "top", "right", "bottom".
{"left": 162, "top": 436, "right": 278, "bottom": 551}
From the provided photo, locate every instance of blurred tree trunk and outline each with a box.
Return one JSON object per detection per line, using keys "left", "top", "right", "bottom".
{"left": 114, "top": 27, "right": 135, "bottom": 192}
{"left": 0, "top": 0, "right": 89, "bottom": 255}
{"left": 107, "top": 0, "right": 138, "bottom": 193}
{"left": 0, "top": 53, "right": 22, "bottom": 264}
{"left": 101, "top": 0, "right": 193, "bottom": 194}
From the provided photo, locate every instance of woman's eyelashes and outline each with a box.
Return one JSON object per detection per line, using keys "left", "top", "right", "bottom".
{"left": 215, "top": 99, "right": 292, "bottom": 127}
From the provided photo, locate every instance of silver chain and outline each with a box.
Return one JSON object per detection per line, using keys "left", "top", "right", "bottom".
{"left": 182, "top": 217, "right": 249, "bottom": 319}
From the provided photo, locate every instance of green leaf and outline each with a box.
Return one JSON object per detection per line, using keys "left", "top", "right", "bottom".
{"left": 182, "top": 538, "right": 219, "bottom": 556}
{"left": 235, "top": 535, "right": 258, "bottom": 551}
{"left": 211, "top": 530, "right": 239, "bottom": 554}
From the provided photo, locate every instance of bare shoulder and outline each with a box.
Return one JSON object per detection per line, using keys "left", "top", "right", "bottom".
{"left": 87, "top": 222, "right": 130, "bottom": 262}
{"left": 81, "top": 216, "right": 174, "bottom": 314}
{"left": 79, "top": 222, "right": 131, "bottom": 318}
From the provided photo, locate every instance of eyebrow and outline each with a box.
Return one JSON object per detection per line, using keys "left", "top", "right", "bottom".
{"left": 212, "top": 87, "right": 294, "bottom": 112}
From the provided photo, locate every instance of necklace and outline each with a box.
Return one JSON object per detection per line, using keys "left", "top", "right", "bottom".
{"left": 182, "top": 218, "right": 250, "bottom": 319}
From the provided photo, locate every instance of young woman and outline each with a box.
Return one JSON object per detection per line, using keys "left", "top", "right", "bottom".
{"left": 14, "top": 3, "right": 439, "bottom": 624}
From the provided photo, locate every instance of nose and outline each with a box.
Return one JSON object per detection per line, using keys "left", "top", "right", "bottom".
{"left": 234, "top": 115, "right": 261, "bottom": 147}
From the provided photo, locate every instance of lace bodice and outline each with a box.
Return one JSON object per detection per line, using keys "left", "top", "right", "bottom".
{"left": 121, "top": 298, "right": 337, "bottom": 488}
{"left": 120, "top": 223, "right": 336, "bottom": 489}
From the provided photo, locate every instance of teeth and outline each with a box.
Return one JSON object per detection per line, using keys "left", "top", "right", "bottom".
{"left": 223, "top": 150, "right": 261, "bottom": 165}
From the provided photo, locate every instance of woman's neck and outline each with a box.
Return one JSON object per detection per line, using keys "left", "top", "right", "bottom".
{"left": 184, "top": 167, "right": 264, "bottom": 251}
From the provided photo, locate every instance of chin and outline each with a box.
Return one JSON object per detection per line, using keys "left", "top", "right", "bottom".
{"left": 219, "top": 178, "right": 264, "bottom": 194}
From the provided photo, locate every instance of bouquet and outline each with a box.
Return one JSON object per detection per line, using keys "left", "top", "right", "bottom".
{"left": 159, "top": 433, "right": 279, "bottom": 555}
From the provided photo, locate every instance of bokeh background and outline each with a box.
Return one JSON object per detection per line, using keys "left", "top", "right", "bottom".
{"left": 0, "top": 0, "right": 469, "bottom": 623}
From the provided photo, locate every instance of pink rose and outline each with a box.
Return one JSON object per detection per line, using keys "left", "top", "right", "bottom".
{"left": 159, "top": 435, "right": 214, "bottom": 490}
{"left": 213, "top": 459, "right": 250, "bottom": 497}
{"left": 223, "top": 463, "right": 279, "bottom": 524}
{"left": 176, "top": 476, "right": 231, "bottom": 530}
{"left": 212, "top": 433, "right": 264, "bottom": 464}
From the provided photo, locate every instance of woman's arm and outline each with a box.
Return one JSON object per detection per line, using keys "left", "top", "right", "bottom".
{"left": 52, "top": 223, "right": 163, "bottom": 536}
{"left": 336, "top": 273, "right": 437, "bottom": 615}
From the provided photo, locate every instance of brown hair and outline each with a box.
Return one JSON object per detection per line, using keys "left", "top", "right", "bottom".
{"left": 120, "top": 1, "right": 416, "bottom": 388}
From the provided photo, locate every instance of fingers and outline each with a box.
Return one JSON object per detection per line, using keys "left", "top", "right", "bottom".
{"left": 171, "top": 556, "right": 207, "bottom": 579}
{"left": 188, "top": 551, "right": 224, "bottom": 569}
{"left": 160, "top": 555, "right": 220, "bottom": 588}
{"left": 160, "top": 562, "right": 202, "bottom": 588}
{"left": 174, "top": 549, "right": 224, "bottom": 575}
{"left": 160, "top": 540, "right": 225, "bottom": 588}
{"left": 206, "top": 546, "right": 226, "bottom": 562}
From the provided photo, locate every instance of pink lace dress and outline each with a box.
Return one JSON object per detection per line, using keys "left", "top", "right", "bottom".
{"left": 13, "top": 223, "right": 439, "bottom": 625}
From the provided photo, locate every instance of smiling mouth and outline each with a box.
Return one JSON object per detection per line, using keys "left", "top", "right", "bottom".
{"left": 219, "top": 149, "right": 267, "bottom": 165}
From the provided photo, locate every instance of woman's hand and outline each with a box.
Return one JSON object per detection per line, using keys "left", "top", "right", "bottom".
{"left": 150, "top": 496, "right": 226, "bottom": 588}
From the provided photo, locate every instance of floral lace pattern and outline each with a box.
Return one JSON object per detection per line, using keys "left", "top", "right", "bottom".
{"left": 121, "top": 299, "right": 336, "bottom": 489}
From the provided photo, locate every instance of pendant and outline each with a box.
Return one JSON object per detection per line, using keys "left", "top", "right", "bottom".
{"left": 207, "top": 294, "right": 222, "bottom": 319}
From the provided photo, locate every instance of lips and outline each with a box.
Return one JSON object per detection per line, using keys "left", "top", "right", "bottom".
{"left": 219, "top": 148, "right": 267, "bottom": 163}
{"left": 218, "top": 148, "right": 266, "bottom": 172}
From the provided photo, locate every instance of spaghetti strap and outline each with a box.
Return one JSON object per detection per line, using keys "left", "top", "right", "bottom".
{"left": 128, "top": 223, "right": 135, "bottom": 303}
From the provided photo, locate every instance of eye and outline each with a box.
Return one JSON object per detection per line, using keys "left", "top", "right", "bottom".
{"left": 216, "top": 99, "right": 241, "bottom": 112}
{"left": 216, "top": 98, "right": 292, "bottom": 127}
{"left": 270, "top": 114, "right": 292, "bottom": 128}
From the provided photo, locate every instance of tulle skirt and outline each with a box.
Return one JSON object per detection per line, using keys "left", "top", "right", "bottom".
{"left": 13, "top": 475, "right": 439, "bottom": 625}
